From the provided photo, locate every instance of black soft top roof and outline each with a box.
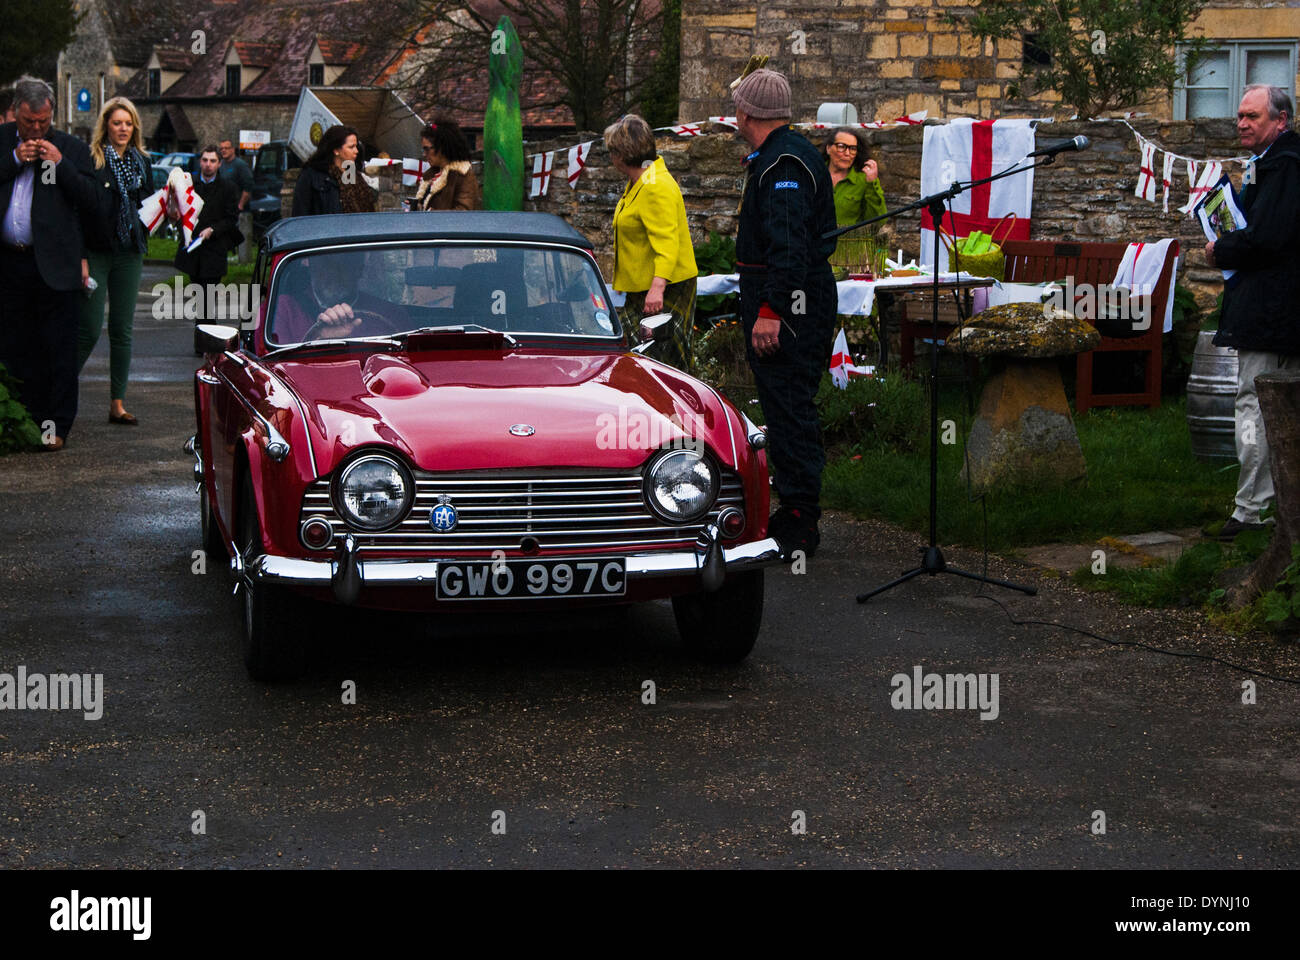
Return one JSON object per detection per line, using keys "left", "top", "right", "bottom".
{"left": 262, "top": 211, "right": 594, "bottom": 254}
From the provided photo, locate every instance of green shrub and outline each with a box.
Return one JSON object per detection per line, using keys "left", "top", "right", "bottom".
{"left": 692, "top": 318, "right": 753, "bottom": 400}
{"left": 0, "top": 363, "right": 42, "bottom": 454}
{"left": 1258, "top": 544, "right": 1300, "bottom": 625}
{"left": 693, "top": 231, "right": 736, "bottom": 317}
{"left": 815, "top": 366, "right": 927, "bottom": 454}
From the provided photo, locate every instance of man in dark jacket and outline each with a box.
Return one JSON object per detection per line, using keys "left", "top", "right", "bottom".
{"left": 732, "top": 68, "right": 838, "bottom": 559}
{"left": 173, "top": 145, "right": 242, "bottom": 353}
{"left": 0, "top": 76, "right": 98, "bottom": 450}
{"left": 1206, "top": 84, "right": 1300, "bottom": 539}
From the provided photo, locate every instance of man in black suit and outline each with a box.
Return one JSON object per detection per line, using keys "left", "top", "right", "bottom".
{"left": 0, "top": 76, "right": 98, "bottom": 451}
{"left": 172, "top": 145, "right": 242, "bottom": 353}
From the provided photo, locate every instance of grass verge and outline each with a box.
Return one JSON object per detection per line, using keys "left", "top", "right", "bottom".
{"left": 821, "top": 390, "right": 1237, "bottom": 552}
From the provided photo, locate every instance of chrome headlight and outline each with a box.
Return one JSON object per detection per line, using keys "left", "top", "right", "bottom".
{"left": 644, "top": 449, "right": 718, "bottom": 523}
{"left": 334, "top": 454, "right": 413, "bottom": 531}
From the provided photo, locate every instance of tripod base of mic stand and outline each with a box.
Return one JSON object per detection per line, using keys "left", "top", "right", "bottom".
{"left": 856, "top": 545, "right": 1037, "bottom": 603}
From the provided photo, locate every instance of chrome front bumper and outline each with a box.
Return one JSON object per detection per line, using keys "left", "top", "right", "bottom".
{"left": 237, "top": 529, "right": 782, "bottom": 605}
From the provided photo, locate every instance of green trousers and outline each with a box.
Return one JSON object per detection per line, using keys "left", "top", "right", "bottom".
{"left": 77, "top": 248, "right": 143, "bottom": 401}
{"left": 617, "top": 277, "right": 697, "bottom": 374}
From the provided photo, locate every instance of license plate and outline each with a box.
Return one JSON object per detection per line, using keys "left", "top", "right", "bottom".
{"left": 435, "top": 558, "right": 626, "bottom": 600}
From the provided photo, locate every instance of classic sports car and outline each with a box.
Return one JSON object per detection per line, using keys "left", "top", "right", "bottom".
{"left": 187, "top": 212, "right": 780, "bottom": 680}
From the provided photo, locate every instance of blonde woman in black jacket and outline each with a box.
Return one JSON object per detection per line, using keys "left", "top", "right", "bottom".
{"left": 76, "top": 96, "right": 150, "bottom": 425}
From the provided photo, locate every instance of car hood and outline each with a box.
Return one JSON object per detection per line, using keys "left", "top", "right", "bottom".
{"left": 271, "top": 349, "right": 738, "bottom": 474}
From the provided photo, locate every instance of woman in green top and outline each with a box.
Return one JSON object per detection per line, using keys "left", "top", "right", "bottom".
{"left": 824, "top": 126, "right": 886, "bottom": 227}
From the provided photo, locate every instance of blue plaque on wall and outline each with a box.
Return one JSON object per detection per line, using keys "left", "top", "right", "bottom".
{"left": 76, "top": 88, "right": 91, "bottom": 112}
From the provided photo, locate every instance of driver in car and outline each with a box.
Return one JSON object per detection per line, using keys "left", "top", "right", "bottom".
{"left": 272, "top": 256, "right": 408, "bottom": 343}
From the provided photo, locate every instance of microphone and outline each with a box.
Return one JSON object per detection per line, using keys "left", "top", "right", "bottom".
{"left": 1027, "top": 135, "right": 1090, "bottom": 158}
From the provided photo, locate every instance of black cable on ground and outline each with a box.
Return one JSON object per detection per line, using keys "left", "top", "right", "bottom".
{"left": 970, "top": 591, "right": 1300, "bottom": 685}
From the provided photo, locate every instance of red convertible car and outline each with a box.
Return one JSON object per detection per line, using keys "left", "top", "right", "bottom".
{"left": 187, "top": 212, "right": 780, "bottom": 679}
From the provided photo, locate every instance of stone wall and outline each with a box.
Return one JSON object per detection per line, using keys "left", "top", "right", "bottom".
{"left": 678, "top": 1, "right": 1300, "bottom": 127}
{"left": 680, "top": 0, "right": 1061, "bottom": 126}
{"left": 522, "top": 118, "right": 1250, "bottom": 310}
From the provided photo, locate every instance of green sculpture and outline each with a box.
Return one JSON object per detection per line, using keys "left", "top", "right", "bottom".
{"left": 483, "top": 15, "right": 524, "bottom": 211}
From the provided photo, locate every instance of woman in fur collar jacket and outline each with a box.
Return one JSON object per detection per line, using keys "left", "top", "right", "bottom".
{"left": 414, "top": 120, "right": 479, "bottom": 211}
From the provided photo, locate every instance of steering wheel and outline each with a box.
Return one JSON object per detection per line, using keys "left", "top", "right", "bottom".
{"left": 303, "top": 308, "right": 404, "bottom": 342}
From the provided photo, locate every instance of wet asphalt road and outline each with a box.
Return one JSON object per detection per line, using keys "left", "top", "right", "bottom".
{"left": 1, "top": 270, "right": 1298, "bottom": 869}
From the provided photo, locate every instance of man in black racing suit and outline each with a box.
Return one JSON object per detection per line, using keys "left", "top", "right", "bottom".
{"left": 732, "top": 67, "right": 838, "bottom": 559}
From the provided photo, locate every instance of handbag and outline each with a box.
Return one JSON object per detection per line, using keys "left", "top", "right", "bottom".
{"left": 940, "top": 213, "right": 1016, "bottom": 282}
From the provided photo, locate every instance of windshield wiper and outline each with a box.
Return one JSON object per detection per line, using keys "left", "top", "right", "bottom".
{"left": 262, "top": 334, "right": 402, "bottom": 360}
{"left": 395, "top": 324, "right": 519, "bottom": 347}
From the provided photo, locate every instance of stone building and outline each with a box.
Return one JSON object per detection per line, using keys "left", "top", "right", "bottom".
{"left": 56, "top": 0, "right": 578, "bottom": 151}
{"left": 679, "top": 1, "right": 1300, "bottom": 123}
{"left": 57, "top": 0, "right": 416, "bottom": 151}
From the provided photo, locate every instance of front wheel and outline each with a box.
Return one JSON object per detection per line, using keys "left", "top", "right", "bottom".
{"left": 198, "top": 445, "right": 226, "bottom": 560}
{"left": 672, "top": 570, "right": 764, "bottom": 663}
{"left": 237, "top": 479, "right": 306, "bottom": 681}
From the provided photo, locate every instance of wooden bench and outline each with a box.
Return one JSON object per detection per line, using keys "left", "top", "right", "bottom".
{"left": 1002, "top": 239, "right": 1180, "bottom": 414}
{"left": 898, "top": 240, "right": 1179, "bottom": 414}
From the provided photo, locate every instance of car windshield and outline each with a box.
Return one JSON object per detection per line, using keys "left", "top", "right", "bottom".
{"left": 265, "top": 243, "right": 620, "bottom": 347}
{"left": 255, "top": 148, "right": 279, "bottom": 174}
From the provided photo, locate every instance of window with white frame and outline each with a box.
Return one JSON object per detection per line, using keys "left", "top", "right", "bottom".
{"left": 1176, "top": 40, "right": 1298, "bottom": 119}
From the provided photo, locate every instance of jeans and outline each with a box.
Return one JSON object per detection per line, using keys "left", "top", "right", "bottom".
{"left": 77, "top": 248, "right": 143, "bottom": 401}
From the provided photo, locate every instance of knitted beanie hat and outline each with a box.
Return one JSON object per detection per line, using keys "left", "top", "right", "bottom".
{"left": 732, "top": 68, "right": 791, "bottom": 120}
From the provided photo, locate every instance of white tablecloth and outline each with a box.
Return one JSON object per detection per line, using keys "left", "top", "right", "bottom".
{"left": 694, "top": 271, "right": 993, "bottom": 317}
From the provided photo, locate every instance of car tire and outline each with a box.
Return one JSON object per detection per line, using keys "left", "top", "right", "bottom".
{"left": 671, "top": 570, "right": 764, "bottom": 663}
{"left": 237, "top": 479, "right": 307, "bottom": 681}
{"left": 199, "top": 478, "right": 226, "bottom": 561}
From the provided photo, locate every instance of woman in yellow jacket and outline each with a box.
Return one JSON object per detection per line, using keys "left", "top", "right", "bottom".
{"left": 605, "top": 114, "right": 698, "bottom": 372}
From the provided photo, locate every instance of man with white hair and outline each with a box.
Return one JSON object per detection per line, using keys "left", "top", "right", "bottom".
{"left": 1205, "top": 84, "right": 1300, "bottom": 539}
{"left": 0, "top": 76, "right": 98, "bottom": 451}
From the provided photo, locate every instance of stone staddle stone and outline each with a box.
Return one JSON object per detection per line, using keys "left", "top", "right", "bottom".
{"left": 952, "top": 304, "right": 1096, "bottom": 493}
{"left": 950, "top": 302, "right": 1100, "bottom": 358}
{"left": 962, "top": 360, "right": 1087, "bottom": 492}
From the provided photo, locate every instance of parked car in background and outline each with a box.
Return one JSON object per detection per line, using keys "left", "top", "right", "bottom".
{"left": 187, "top": 211, "right": 779, "bottom": 680}
{"left": 151, "top": 164, "right": 170, "bottom": 191}
{"left": 249, "top": 140, "right": 302, "bottom": 239}
{"left": 156, "top": 151, "right": 196, "bottom": 172}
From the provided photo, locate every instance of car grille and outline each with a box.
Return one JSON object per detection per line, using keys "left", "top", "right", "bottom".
{"left": 300, "top": 469, "right": 746, "bottom": 553}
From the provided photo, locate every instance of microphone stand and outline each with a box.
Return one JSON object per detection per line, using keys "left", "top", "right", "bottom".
{"left": 830, "top": 156, "right": 1067, "bottom": 603}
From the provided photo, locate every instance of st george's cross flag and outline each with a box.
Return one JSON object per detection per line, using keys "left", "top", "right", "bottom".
{"left": 1179, "top": 161, "right": 1222, "bottom": 216}
{"left": 828, "top": 327, "right": 873, "bottom": 388}
{"left": 164, "top": 167, "right": 203, "bottom": 245}
{"left": 1134, "top": 138, "right": 1158, "bottom": 201}
{"left": 528, "top": 151, "right": 555, "bottom": 198}
{"left": 138, "top": 187, "right": 170, "bottom": 234}
{"left": 919, "top": 118, "right": 1035, "bottom": 272}
{"left": 401, "top": 158, "right": 428, "bottom": 187}
{"left": 1161, "top": 151, "right": 1177, "bottom": 213}
{"left": 566, "top": 141, "right": 592, "bottom": 188}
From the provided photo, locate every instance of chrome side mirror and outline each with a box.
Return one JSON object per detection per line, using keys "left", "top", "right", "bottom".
{"left": 196, "top": 323, "right": 241, "bottom": 355}
{"left": 637, "top": 312, "right": 673, "bottom": 341}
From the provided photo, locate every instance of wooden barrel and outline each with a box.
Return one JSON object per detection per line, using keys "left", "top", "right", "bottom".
{"left": 1186, "top": 331, "right": 1238, "bottom": 460}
